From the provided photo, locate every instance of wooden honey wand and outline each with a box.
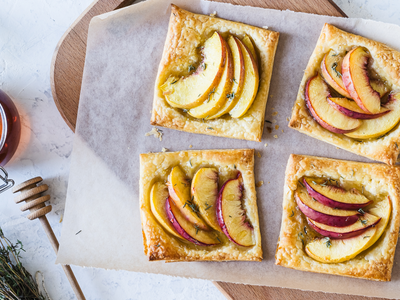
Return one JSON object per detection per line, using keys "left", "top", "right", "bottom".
{"left": 12, "top": 176, "right": 86, "bottom": 300}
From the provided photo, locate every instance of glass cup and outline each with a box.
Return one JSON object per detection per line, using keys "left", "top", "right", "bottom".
{"left": 0, "top": 89, "right": 21, "bottom": 166}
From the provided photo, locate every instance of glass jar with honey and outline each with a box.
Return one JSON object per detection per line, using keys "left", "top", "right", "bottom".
{"left": 0, "top": 89, "right": 21, "bottom": 166}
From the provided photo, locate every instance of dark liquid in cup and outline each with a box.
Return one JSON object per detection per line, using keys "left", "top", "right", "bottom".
{"left": 0, "top": 90, "right": 21, "bottom": 166}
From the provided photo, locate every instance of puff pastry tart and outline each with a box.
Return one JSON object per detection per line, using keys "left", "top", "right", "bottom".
{"left": 139, "top": 149, "right": 262, "bottom": 262}
{"left": 275, "top": 154, "right": 400, "bottom": 281}
{"left": 151, "top": 5, "right": 279, "bottom": 142}
{"left": 289, "top": 23, "right": 400, "bottom": 164}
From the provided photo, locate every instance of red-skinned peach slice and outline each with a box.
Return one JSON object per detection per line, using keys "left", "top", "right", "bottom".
{"left": 305, "top": 227, "right": 377, "bottom": 263}
{"left": 150, "top": 182, "right": 183, "bottom": 239}
{"left": 295, "top": 186, "right": 359, "bottom": 227}
{"left": 167, "top": 166, "right": 209, "bottom": 230}
{"left": 166, "top": 198, "right": 219, "bottom": 246}
{"left": 216, "top": 173, "right": 255, "bottom": 246}
{"left": 160, "top": 32, "right": 226, "bottom": 109}
{"left": 303, "top": 178, "right": 372, "bottom": 210}
{"left": 321, "top": 50, "right": 352, "bottom": 98}
{"left": 305, "top": 75, "right": 361, "bottom": 134}
{"left": 345, "top": 92, "right": 400, "bottom": 139}
{"left": 342, "top": 47, "right": 381, "bottom": 114}
{"left": 327, "top": 97, "right": 390, "bottom": 119}
{"left": 307, "top": 213, "right": 381, "bottom": 239}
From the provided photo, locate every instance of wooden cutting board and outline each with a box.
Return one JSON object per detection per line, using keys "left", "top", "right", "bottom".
{"left": 50, "top": 1, "right": 388, "bottom": 299}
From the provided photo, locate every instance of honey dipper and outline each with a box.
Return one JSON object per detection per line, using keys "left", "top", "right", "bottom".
{"left": 12, "top": 176, "right": 86, "bottom": 300}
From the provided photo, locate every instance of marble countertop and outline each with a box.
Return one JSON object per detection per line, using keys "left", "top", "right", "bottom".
{"left": 1, "top": 0, "right": 400, "bottom": 299}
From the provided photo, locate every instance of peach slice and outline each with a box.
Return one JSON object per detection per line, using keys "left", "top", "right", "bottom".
{"left": 167, "top": 166, "right": 209, "bottom": 230}
{"left": 363, "top": 196, "right": 391, "bottom": 250}
{"left": 307, "top": 213, "right": 380, "bottom": 239}
{"left": 345, "top": 92, "right": 400, "bottom": 139}
{"left": 206, "top": 35, "right": 245, "bottom": 119}
{"left": 160, "top": 32, "right": 226, "bottom": 109}
{"left": 303, "top": 177, "right": 372, "bottom": 210}
{"left": 295, "top": 186, "right": 359, "bottom": 227}
{"left": 321, "top": 50, "right": 352, "bottom": 98}
{"left": 305, "top": 226, "right": 377, "bottom": 263}
{"left": 166, "top": 198, "right": 219, "bottom": 246}
{"left": 150, "top": 182, "right": 183, "bottom": 239}
{"left": 216, "top": 173, "right": 255, "bottom": 246}
{"left": 191, "top": 168, "right": 222, "bottom": 232}
{"left": 342, "top": 47, "right": 381, "bottom": 113}
{"left": 229, "top": 37, "right": 259, "bottom": 118}
{"left": 188, "top": 38, "right": 233, "bottom": 118}
{"left": 305, "top": 75, "right": 361, "bottom": 134}
{"left": 242, "top": 34, "right": 258, "bottom": 68}
{"left": 327, "top": 97, "right": 390, "bottom": 119}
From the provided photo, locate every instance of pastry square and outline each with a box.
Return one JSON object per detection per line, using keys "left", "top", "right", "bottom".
{"left": 139, "top": 149, "right": 262, "bottom": 262}
{"left": 289, "top": 23, "right": 400, "bottom": 164}
{"left": 151, "top": 5, "right": 279, "bottom": 142}
{"left": 275, "top": 154, "right": 400, "bottom": 281}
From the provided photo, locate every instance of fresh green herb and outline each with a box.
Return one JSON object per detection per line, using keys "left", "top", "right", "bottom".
{"left": 198, "top": 94, "right": 201, "bottom": 97}
{"left": 362, "top": 186, "right": 364, "bottom": 194}
{"left": 185, "top": 201, "right": 200, "bottom": 215}
{"left": 234, "top": 164, "right": 237, "bottom": 169}
{"left": 174, "top": 183, "right": 177, "bottom": 186}
{"left": 265, "top": 120, "right": 272, "bottom": 124}
{"left": 183, "top": 203, "right": 187, "bottom": 208}
{"left": 181, "top": 182, "right": 187, "bottom": 186}
{"left": 188, "top": 65, "right": 195, "bottom": 72}
{"left": 320, "top": 181, "right": 328, "bottom": 187}
{"left": 312, "top": 181, "right": 318, "bottom": 185}
{"left": 216, "top": 237, "right": 221, "bottom": 243}
{"left": 396, "top": 142, "right": 399, "bottom": 149}
{"left": 191, "top": 196, "right": 194, "bottom": 201}
{"left": 363, "top": 236, "right": 371, "bottom": 239}
{"left": 376, "top": 134, "right": 388, "bottom": 140}
{"left": 351, "top": 169, "right": 354, "bottom": 177}
{"left": 298, "top": 180, "right": 305, "bottom": 188}
{"left": 194, "top": 225, "right": 199, "bottom": 235}
{"left": 304, "top": 226, "right": 308, "bottom": 235}
{"left": 229, "top": 215, "right": 232, "bottom": 218}
{"left": 205, "top": 202, "right": 213, "bottom": 210}
{"left": 201, "top": 62, "right": 207, "bottom": 70}
{"left": 312, "top": 197, "right": 317, "bottom": 201}
{"left": 331, "top": 53, "right": 339, "bottom": 56}
{"left": 75, "top": 230, "right": 82, "bottom": 235}
{"left": 301, "top": 239, "right": 305, "bottom": 246}
{"left": 173, "top": 13, "right": 176, "bottom": 16}
{"left": 155, "top": 244, "right": 160, "bottom": 247}
{"left": 207, "top": 127, "right": 214, "bottom": 130}
{"left": 360, "top": 219, "right": 368, "bottom": 225}
{"left": 310, "top": 163, "right": 315, "bottom": 168}
{"left": 0, "top": 228, "right": 46, "bottom": 300}
{"left": 325, "top": 237, "right": 332, "bottom": 248}
{"left": 289, "top": 210, "right": 294, "bottom": 217}
{"left": 331, "top": 62, "right": 342, "bottom": 77}
{"left": 226, "top": 92, "right": 235, "bottom": 100}
{"left": 358, "top": 208, "right": 365, "bottom": 215}
{"left": 182, "top": 109, "right": 188, "bottom": 113}
{"left": 232, "top": 78, "right": 238, "bottom": 84}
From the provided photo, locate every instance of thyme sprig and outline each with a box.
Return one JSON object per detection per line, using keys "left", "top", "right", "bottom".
{"left": 331, "top": 62, "right": 342, "bottom": 77}
{"left": 0, "top": 228, "right": 46, "bottom": 300}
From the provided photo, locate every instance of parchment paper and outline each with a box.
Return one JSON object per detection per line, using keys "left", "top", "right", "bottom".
{"left": 56, "top": 0, "right": 400, "bottom": 298}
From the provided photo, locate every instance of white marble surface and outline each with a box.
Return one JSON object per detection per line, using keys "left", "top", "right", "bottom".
{"left": 0, "top": 0, "right": 400, "bottom": 299}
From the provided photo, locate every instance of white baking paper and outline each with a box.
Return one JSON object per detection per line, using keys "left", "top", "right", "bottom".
{"left": 56, "top": 0, "right": 400, "bottom": 298}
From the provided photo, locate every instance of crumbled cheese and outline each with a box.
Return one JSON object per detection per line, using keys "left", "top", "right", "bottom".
{"left": 272, "top": 119, "right": 277, "bottom": 123}
{"left": 274, "top": 135, "right": 278, "bottom": 139}
{"left": 162, "top": 147, "right": 168, "bottom": 152}
{"left": 275, "top": 125, "right": 279, "bottom": 130}
{"left": 264, "top": 143, "right": 268, "bottom": 147}
{"left": 59, "top": 214, "right": 63, "bottom": 223}
{"left": 145, "top": 127, "right": 163, "bottom": 141}
{"left": 189, "top": 145, "right": 193, "bottom": 148}
{"left": 263, "top": 26, "right": 269, "bottom": 29}
{"left": 256, "top": 181, "right": 264, "bottom": 187}
{"left": 210, "top": 11, "right": 217, "bottom": 17}
{"left": 286, "top": 117, "right": 290, "bottom": 121}
{"left": 256, "top": 151, "right": 262, "bottom": 158}
{"left": 282, "top": 129, "right": 284, "bottom": 133}
{"left": 272, "top": 111, "right": 278, "bottom": 116}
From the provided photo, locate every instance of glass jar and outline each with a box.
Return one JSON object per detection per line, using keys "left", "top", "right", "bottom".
{"left": 0, "top": 89, "right": 21, "bottom": 166}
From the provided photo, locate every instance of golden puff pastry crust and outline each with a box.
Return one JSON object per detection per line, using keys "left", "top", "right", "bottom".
{"left": 275, "top": 154, "right": 400, "bottom": 281}
{"left": 139, "top": 149, "right": 262, "bottom": 262}
{"left": 151, "top": 5, "right": 279, "bottom": 142}
{"left": 289, "top": 23, "right": 400, "bottom": 164}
